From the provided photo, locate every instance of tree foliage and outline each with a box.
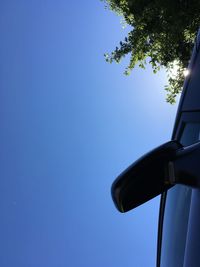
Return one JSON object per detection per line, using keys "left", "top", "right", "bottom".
{"left": 102, "top": 0, "right": 200, "bottom": 103}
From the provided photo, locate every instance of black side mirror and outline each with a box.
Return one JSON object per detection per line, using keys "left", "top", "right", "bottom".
{"left": 111, "top": 140, "right": 200, "bottom": 213}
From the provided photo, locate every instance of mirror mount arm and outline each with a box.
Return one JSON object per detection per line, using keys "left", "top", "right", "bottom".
{"left": 165, "top": 142, "right": 200, "bottom": 188}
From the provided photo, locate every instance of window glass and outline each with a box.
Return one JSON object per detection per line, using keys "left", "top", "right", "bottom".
{"left": 160, "top": 185, "right": 192, "bottom": 267}
{"left": 160, "top": 121, "right": 200, "bottom": 267}
{"left": 180, "top": 122, "right": 200, "bottom": 146}
{"left": 183, "top": 189, "right": 200, "bottom": 267}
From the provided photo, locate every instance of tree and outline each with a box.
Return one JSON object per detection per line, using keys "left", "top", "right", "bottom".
{"left": 102, "top": 0, "right": 200, "bottom": 103}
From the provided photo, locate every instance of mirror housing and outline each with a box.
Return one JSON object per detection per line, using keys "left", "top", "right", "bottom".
{"left": 111, "top": 141, "right": 182, "bottom": 213}
{"left": 112, "top": 140, "right": 200, "bottom": 213}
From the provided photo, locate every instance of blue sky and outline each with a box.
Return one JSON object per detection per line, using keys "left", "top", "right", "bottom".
{"left": 0, "top": 1, "right": 178, "bottom": 266}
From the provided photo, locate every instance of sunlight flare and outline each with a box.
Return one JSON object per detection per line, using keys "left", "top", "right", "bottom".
{"left": 183, "top": 69, "right": 190, "bottom": 77}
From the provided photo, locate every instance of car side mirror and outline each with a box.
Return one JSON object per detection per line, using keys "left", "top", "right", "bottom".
{"left": 111, "top": 140, "right": 200, "bottom": 213}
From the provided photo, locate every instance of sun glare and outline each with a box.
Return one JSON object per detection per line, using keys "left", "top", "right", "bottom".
{"left": 170, "top": 61, "right": 190, "bottom": 78}
{"left": 183, "top": 69, "right": 190, "bottom": 77}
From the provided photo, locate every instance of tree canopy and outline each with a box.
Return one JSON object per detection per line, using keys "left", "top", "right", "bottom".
{"left": 102, "top": 0, "right": 200, "bottom": 103}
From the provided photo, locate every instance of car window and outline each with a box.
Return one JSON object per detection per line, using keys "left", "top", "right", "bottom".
{"left": 183, "top": 187, "right": 200, "bottom": 267}
{"left": 180, "top": 122, "right": 200, "bottom": 146}
{"left": 160, "top": 121, "right": 200, "bottom": 267}
{"left": 160, "top": 186, "right": 192, "bottom": 267}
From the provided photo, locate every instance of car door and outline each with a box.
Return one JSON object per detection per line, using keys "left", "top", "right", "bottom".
{"left": 158, "top": 31, "right": 200, "bottom": 267}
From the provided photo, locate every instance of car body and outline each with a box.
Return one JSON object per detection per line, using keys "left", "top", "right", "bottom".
{"left": 112, "top": 30, "right": 200, "bottom": 267}
{"left": 157, "top": 29, "right": 200, "bottom": 267}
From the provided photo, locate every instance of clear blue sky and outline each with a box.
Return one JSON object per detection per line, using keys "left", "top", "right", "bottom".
{"left": 0, "top": 1, "right": 178, "bottom": 267}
